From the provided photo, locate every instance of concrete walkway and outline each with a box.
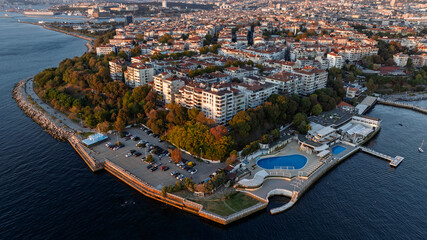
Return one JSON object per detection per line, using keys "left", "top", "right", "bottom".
{"left": 26, "top": 78, "right": 90, "bottom": 134}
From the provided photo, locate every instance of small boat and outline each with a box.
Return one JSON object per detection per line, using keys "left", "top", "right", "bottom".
{"left": 419, "top": 139, "right": 424, "bottom": 153}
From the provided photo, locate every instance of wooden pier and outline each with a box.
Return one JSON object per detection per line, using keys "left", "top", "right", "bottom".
{"left": 359, "top": 147, "right": 404, "bottom": 167}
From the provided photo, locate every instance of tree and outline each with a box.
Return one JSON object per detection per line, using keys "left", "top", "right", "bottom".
{"left": 136, "top": 34, "right": 144, "bottom": 41}
{"left": 199, "top": 46, "right": 209, "bottom": 54}
{"left": 170, "top": 148, "right": 182, "bottom": 163}
{"left": 229, "top": 111, "right": 251, "bottom": 137}
{"left": 130, "top": 47, "right": 141, "bottom": 57}
{"left": 366, "top": 79, "right": 378, "bottom": 94}
{"left": 114, "top": 117, "right": 125, "bottom": 142}
{"left": 117, "top": 51, "right": 128, "bottom": 59}
{"left": 312, "top": 104, "right": 323, "bottom": 116}
{"left": 225, "top": 150, "right": 237, "bottom": 166}
{"left": 159, "top": 34, "right": 173, "bottom": 45}
{"left": 293, "top": 113, "right": 307, "bottom": 127}
{"left": 146, "top": 154, "right": 154, "bottom": 163}
{"left": 406, "top": 58, "right": 413, "bottom": 69}
{"left": 210, "top": 125, "right": 228, "bottom": 141}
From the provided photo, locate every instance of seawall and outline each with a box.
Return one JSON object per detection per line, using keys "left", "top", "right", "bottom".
{"left": 12, "top": 78, "right": 73, "bottom": 140}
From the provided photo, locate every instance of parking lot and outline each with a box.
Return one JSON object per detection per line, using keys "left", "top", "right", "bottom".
{"left": 91, "top": 125, "right": 226, "bottom": 190}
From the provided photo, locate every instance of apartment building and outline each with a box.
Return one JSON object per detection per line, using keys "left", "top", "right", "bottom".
{"left": 327, "top": 52, "right": 344, "bottom": 69}
{"left": 201, "top": 84, "right": 246, "bottom": 124}
{"left": 393, "top": 53, "right": 409, "bottom": 67}
{"left": 292, "top": 66, "right": 328, "bottom": 95}
{"left": 234, "top": 82, "right": 279, "bottom": 109}
{"left": 124, "top": 63, "right": 154, "bottom": 87}
{"left": 337, "top": 45, "right": 379, "bottom": 62}
{"left": 109, "top": 59, "right": 127, "bottom": 81}
{"left": 96, "top": 44, "right": 117, "bottom": 56}
{"left": 153, "top": 72, "right": 186, "bottom": 104}
{"left": 264, "top": 71, "right": 302, "bottom": 94}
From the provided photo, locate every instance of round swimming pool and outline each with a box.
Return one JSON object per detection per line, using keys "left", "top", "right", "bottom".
{"left": 257, "top": 154, "right": 308, "bottom": 170}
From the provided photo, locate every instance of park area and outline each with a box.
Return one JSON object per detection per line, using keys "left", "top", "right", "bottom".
{"left": 195, "top": 192, "right": 260, "bottom": 217}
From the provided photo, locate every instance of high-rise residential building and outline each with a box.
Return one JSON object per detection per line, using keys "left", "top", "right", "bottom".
{"left": 162, "top": 0, "right": 167, "bottom": 8}
{"left": 327, "top": 53, "right": 344, "bottom": 69}
{"left": 124, "top": 15, "right": 133, "bottom": 25}
{"left": 124, "top": 64, "right": 154, "bottom": 88}
{"left": 153, "top": 73, "right": 186, "bottom": 104}
{"left": 109, "top": 59, "right": 127, "bottom": 81}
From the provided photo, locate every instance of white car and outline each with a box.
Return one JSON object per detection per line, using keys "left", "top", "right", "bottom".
{"left": 125, "top": 153, "right": 132, "bottom": 158}
{"left": 190, "top": 169, "right": 197, "bottom": 175}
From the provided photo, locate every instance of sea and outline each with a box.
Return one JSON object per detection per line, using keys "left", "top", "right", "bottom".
{"left": 0, "top": 12, "right": 426, "bottom": 240}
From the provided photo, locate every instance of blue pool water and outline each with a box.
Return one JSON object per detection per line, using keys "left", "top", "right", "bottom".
{"left": 332, "top": 146, "right": 346, "bottom": 154}
{"left": 257, "top": 154, "right": 307, "bottom": 170}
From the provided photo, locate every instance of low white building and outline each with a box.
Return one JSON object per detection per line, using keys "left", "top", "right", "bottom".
{"left": 96, "top": 44, "right": 117, "bottom": 56}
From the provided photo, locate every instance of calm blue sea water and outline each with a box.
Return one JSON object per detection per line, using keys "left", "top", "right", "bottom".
{"left": 0, "top": 14, "right": 426, "bottom": 240}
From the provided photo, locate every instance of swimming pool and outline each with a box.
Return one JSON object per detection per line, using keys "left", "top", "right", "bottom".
{"left": 257, "top": 154, "right": 307, "bottom": 170}
{"left": 332, "top": 145, "right": 346, "bottom": 154}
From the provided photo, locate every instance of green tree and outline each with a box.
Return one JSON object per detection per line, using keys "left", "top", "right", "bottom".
{"left": 366, "top": 79, "right": 378, "bottom": 94}
{"left": 312, "top": 104, "right": 323, "bottom": 115}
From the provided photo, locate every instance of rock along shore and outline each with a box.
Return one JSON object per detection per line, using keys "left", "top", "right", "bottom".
{"left": 12, "top": 78, "right": 74, "bottom": 140}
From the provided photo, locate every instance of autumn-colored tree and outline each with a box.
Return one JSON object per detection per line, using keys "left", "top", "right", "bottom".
{"left": 210, "top": 125, "right": 228, "bottom": 141}
{"left": 225, "top": 150, "right": 238, "bottom": 166}
{"left": 170, "top": 148, "right": 182, "bottom": 163}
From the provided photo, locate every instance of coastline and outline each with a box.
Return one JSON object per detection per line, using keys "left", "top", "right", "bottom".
{"left": 18, "top": 21, "right": 95, "bottom": 52}
{"left": 12, "top": 77, "right": 266, "bottom": 225}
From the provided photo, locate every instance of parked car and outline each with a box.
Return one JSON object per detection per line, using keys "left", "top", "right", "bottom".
{"left": 129, "top": 149, "right": 136, "bottom": 154}
{"left": 189, "top": 169, "right": 198, "bottom": 175}
{"left": 150, "top": 166, "right": 158, "bottom": 172}
{"left": 170, "top": 171, "right": 178, "bottom": 177}
{"left": 161, "top": 166, "right": 169, "bottom": 171}
{"left": 146, "top": 164, "right": 153, "bottom": 169}
{"left": 133, "top": 152, "right": 141, "bottom": 157}
{"left": 125, "top": 153, "right": 132, "bottom": 158}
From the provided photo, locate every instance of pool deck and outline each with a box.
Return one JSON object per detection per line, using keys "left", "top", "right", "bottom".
{"left": 238, "top": 140, "right": 359, "bottom": 213}
{"left": 238, "top": 136, "right": 404, "bottom": 215}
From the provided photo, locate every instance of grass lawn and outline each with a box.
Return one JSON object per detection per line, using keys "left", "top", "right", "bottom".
{"left": 201, "top": 192, "right": 260, "bottom": 217}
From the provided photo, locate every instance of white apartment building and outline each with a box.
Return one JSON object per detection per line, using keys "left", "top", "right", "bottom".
{"left": 200, "top": 84, "right": 246, "bottom": 125}
{"left": 327, "top": 52, "right": 344, "bottom": 69}
{"left": 96, "top": 44, "right": 117, "bottom": 56}
{"left": 337, "top": 45, "right": 379, "bottom": 62}
{"left": 264, "top": 71, "right": 302, "bottom": 94}
{"left": 292, "top": 66, "right": 328, "bottom": 95}
{"left": 175, "top": 83, "right": 250, "bottom": 125}
{"left": 234, "top": 82, "right": 279, "bottom": 109}
{"left": 124, "top": 63, "right": 154, "bottom": 87}
{"left": 393, "top": 53, "right": 409, "bottom": 67}
{"left": 109, "top": 59, "right": 127, "bottom": 81}
{"left": 153, "top": 72, "right": 185, "bottom": 104}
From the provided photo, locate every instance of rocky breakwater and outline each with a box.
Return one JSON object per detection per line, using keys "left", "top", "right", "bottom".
{"left": 12, "top": 78, "right": 74, "bottom": 141}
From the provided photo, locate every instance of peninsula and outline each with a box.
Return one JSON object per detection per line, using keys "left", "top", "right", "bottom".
{"left": 12, "top": 0, "right": 427, "bottom": 225}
